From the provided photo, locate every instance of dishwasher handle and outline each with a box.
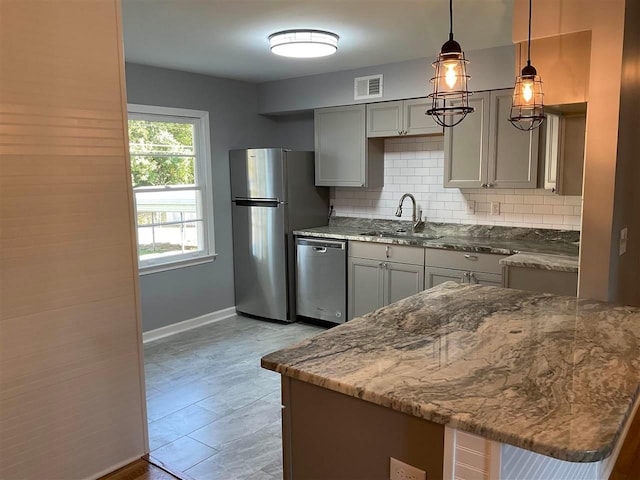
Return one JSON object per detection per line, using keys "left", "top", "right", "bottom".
{"left": 313, "top": 246, "right": 327, "bottom": 253}
{"left": 297, "top": 238, "right": 346, "bottom": 249}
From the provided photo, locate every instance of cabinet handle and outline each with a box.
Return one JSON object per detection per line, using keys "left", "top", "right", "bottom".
{"left": 382, "top": 263, "right": 388, "bottom": 269}
{"left": 464, "top": 254, "right": 478, "bottom": 261}
{"left": 481, "top": 183, "right": 487, "bottom": 188}
{"left": 469, "top": 272, "right": 477, "bottom": 284}
{"left": 487, "top": 182, "right": 493, "bottom": 188}
{"left": 385, "top": 245, "right": 390, "bottom": 259}
{"left": 397, "top": 130, "right": 402, "bottom": 136}
{"left": 461, "top": 272, "right": 469, "bottom": 283}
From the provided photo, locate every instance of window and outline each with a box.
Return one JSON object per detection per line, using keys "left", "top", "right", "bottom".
{"left": 127, "top": 105, "right": 215, "bottom": 273}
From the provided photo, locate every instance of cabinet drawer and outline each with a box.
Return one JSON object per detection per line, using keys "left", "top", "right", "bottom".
{"left": 426, "top": 248, "right": 506, "bottom": 275}
{"left": 350, "top": 241, "right": 424, "bottom": 265}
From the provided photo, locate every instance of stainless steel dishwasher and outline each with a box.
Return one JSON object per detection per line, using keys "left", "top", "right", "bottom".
{"left": 296, "top": 237, "right": 347, "bottom": 324}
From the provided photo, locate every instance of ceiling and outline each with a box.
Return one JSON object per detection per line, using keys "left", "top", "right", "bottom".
{"left": 121, "top": 0, "right": 514, "bottom": 83}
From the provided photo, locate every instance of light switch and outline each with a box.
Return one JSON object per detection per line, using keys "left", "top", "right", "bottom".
{"left": 619, "top": 227, "right": 628, "bottom": 256}
{"left": 490, "top": 202, "right": 500, "bottom": 216}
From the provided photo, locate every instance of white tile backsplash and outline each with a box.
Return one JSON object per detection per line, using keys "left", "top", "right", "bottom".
{"left": 330, "top": 136, "right": 582, "bottom": 231}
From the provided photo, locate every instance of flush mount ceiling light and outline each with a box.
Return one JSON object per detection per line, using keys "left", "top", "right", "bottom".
{"left": 509, "top": 0, "right": 545, "bottom": 131}
{"left": 426, "top": 0, "right": 474, "bottom": 128}
{"left": 268, "top": 30, "right": 339, "bottom": 58}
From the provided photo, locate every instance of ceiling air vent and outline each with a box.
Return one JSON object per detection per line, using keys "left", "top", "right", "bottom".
{"left": 354, "top": 74, "right": 383, "bottom": 100}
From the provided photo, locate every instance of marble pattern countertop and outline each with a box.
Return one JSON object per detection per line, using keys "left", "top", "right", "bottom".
{"left": 500, "top": 252, "right": 579, "bottom": 272}
{"left": 262, "top": 283, "right": 640, "bottom": 463}
{"left": 294, "top": 218, "right": 580, "bottom": 257}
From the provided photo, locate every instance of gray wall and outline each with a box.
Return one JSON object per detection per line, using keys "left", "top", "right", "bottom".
{"left": 609, "top": 0, "right": 640, "bottom": 306}
{"left": 125, "top": 63, "right": 280, "bottom": 332}
{"left": 257, "top": 45, "right": 515, "bottom": 114}
{"left": 272, "top": 112, "right": 315, "bottom": 151}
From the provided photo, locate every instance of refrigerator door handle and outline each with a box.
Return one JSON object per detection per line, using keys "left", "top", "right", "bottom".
{"left": 233, "top": 196, "right": 280, "bottom": 202}
{"left": 233, "top": 198, "right": 282, "bottom": 207}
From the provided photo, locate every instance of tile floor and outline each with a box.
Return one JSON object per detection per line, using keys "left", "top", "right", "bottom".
{"left": 144, "top": 315, "right": 323, "bottom": 480}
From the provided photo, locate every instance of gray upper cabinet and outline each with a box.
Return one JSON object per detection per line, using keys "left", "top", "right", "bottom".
{"left": 444, "top": 89, "right": 539, "bottom": 189}
{"left": 542, "top": 107, "right": 586, "bottom": 195}
{"left": 315, "top": 105, "right": 384, "bottom": 187}
{"left": 366, "top": 101, "right": 403, "bottom": 137}
{"left": 403, "top": 98, "right": 442, "bottom": 136}
{"left": 367, "top": 99, "right": 442, "bottom": 138}
{"left": 444, "top": 91, "right": 491, "bottom": 188}
{"left": 487, "top": 89, "right": 539, "bottom": 188}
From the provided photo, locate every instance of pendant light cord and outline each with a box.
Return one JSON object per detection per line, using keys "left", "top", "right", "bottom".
{"left": 449, "top": 0, "right": 454, "bottom": 40}
{"left": 527, "top": 0, "right": 532, "bottom": 66}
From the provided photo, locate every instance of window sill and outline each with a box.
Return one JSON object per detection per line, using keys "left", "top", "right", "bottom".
{"left": 138, "top": 254, "right": 217, "bottom": 276}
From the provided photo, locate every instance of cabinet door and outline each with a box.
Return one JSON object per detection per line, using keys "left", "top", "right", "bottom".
{"left": 444, "top": 91, "right": 490, "bottom": 188}
{"left": 403, "top": 98, "right": 443, "bottom": 135}
{"left": 487, "top": 89, "right": 539, "bottom": 188}
{"left": 383, "top": 261, "right": 425, "bottom": 306}
{"left": 367, "top": 101, "right": 403, "bottom": 137}
{"left": 348, "top": 257, "right": 383, "bottom": 320}
{"left": 468, "top": 271, "right": 502, "bottom": 287}
{"left": 315, "top": 105, "right": 366, "bottom": 187}
{"left": 543, "top": 113, "right": 561, "bottom": 192}
{"left": 425, "top": 266, "right": 467, "bottom": 289}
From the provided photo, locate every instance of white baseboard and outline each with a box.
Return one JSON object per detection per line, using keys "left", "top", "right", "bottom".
{"left": 142, "top": 306, "right": 237, "bottom": 343}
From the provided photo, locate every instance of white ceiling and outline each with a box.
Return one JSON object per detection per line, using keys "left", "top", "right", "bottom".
{"left": 121, "top": 0, "right": 514, "bottom": 83}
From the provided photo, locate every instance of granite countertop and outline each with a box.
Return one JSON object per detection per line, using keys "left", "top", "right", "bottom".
{"left": 294, "top": 219, "right": 580, "bottom": 257}
{"left": 262, "top": 283, "right": 640, "bottom": 463}
{"left": 500, "top": 252, "right": 579, "bottom": 272}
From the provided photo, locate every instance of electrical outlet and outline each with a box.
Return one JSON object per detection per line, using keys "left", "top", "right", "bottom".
{"left": 390, "top": 457, "right": 426, "bottom": 480}
{"left": 466, "top": 200, "right": 475, "bottom": 214}
{"left": 620, "top": 227, "right": 628, "bottom": 255}
{"left": 490, "top": 202, "right": 500, "bottom": 215}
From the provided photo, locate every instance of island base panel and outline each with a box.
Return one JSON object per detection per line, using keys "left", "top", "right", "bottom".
{"left": 281, "top": 377, "right": 444, "bottom": 480}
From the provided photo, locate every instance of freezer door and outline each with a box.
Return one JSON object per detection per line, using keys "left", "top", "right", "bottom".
{"left": 232, "top": 201, "right": 289, "bottom": 321}
{"left": 229, "top": 148, "right": 287, "bottom": 202}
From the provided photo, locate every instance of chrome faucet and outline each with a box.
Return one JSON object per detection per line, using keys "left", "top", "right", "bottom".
{"left": 395, "top": 193, "right": 424, "bottom": 232}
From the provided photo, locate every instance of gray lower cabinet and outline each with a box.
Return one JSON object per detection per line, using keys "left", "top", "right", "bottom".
{"left": 425, "top": 248, "right": 505, "bottom": 289}
{"left": 383, "top": 261, "right": 425, "bottom": 306}
{"left": 425, "top": 267, "right": 502, "bottom": 288}
{"left": 348, "top": 242, "right": 425, "bottom": 320}
{"left": 444, "top": 88, "right": 539, "bottom": 189}
{"left": 314, "top": 105, "right": 384, "bottom": 187}
{"left": 349, "top": 257, "right": 385, "bottom": 319}
{"left": 503, "top": 266, "right": 578, "bottom": 296}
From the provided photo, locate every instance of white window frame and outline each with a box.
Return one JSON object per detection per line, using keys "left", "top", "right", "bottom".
{"left": 127, "top": 104, "right": 216, "bottom": 275}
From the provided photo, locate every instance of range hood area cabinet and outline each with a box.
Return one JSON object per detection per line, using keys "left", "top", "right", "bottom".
{"left": 366, "top": 99, "right": 443, "bottom": 137}
{"left": 444, "top": 89, "right": 539, "bottom": 189}
{"left": 314, "top": 105, "right": 384, "bottom": 187}
{"left": 542, "top": 110, "right": 586, "bottom": 196}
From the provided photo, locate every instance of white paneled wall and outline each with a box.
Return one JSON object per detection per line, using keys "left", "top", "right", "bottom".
{"left": 331, "top": 136, "right": 582, "bottom": 231}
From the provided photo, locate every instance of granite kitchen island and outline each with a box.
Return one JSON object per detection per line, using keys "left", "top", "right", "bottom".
{"left": 261, "top": 283, "right": 640, "bottom": 480}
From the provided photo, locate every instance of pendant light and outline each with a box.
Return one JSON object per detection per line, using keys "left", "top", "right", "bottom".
{"left": 509, "top": 0, "right": 545, "bottom": 131}
{"left": 426, "top": 0, "right": 474, "bottom": 128}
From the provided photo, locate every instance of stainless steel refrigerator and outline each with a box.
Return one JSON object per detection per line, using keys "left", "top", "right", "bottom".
{"left": 230, "top": 148, "right": 329, "bottom": 322}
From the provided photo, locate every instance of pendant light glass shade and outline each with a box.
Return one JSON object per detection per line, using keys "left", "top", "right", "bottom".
{"left": 510, "top": 63, "right": 544, "bottom": 130}
{"left": 427, "top": 0, "right": 474, "bottom": 127}
{"left": 509, "top": 0, "right": 544, "bottom": 131}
